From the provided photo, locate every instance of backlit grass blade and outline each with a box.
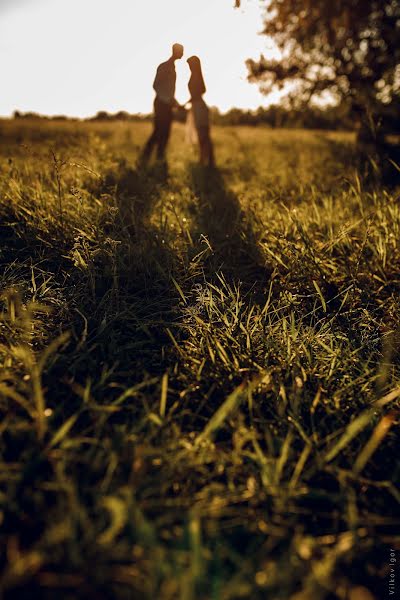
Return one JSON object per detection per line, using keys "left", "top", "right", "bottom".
{"left": 313, "top": 280, "right": 327, "bottom": 312}
{"left": 195, "top": 381, "right": 248, "bottom": 446}
{"left": 353, "top": 410, "right": 398, "bottom": 474}
{"left": 325, "top": 387, "right": 400, "bottom": 463}
{"left": 275, "top": 429, "right": 293, "bottom": 485}
{"left": 159, "top": 373, "right": 168, "bottom": 418}
{"left": 0, "top": 383, "right": 36, "bottom": 419}
{"left": 97, "top": 496, "right": 128, "bottom": 546}
{"left": 171, "top": 276, "right": 187, "bottom": 305}
{"left": 324, "top": 410, "right": 374, "bottom": 463}
{"left": 290, "top": 443, "right": 312, "bottom": 488}
{"left": 48, "top": 414, "right": 79, "bottom": 449}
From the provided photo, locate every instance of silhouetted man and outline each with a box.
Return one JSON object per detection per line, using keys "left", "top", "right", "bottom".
{"left": 141, "top": 43, "right": 184, "bottom": 163}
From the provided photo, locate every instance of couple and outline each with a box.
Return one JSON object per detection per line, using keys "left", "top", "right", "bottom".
{"left": 141, "top": 43, "right": 215, "bottom": 168}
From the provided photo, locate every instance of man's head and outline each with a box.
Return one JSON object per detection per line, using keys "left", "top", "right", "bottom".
{"left": 172, "top": 43, "right": 184, "bottom": 60}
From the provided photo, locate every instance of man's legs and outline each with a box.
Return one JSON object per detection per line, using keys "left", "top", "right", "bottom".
{"left": 141, "top": 99, "right": 163, "bottom": 163}
{"left": 141, "top": 99, "right": 172, "bottom": 163}
{"left": 156, "top": 103, "right": 173, "bottom": 160}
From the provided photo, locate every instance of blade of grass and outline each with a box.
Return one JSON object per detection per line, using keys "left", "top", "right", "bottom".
{"left": 159, "top": 373, "right": 168, "bottom": 419}
{"left": 195, "top": 381, "right": 249, "bottom": 446}
{"left": 313, "top": 280, "right": 327, "bottom": 313}
{"left": 353, "top": 410, "right": 398, "bottom": 474}
{"left": 48, "top": 414, "right": 79, "bottom": 449}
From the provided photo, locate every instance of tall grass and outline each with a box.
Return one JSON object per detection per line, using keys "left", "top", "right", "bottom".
{"left": 0, "top": 119, "right": 399, "bottom": 599}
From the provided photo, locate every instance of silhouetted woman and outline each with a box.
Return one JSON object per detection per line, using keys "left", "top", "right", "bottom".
{"left": 186, "top": 56, "right": 215, "bottom": 167}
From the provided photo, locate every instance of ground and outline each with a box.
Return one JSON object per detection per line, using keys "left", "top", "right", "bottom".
{"left": 0, "top": 119, "right": 399, "bottom": 600}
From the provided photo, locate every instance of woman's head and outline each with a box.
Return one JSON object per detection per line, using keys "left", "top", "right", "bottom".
{"left": 187, "top": 55, "right": 206, "bottom": 96}
{"left": 187, "top": 55, "right": 201, "bottom": 72}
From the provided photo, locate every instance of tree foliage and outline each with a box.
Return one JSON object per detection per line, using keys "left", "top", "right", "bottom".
{"left": 242, "top": 0, "right": 400, "bottom": 122}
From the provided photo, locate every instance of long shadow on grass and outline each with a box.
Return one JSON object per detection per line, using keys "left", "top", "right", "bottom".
{"left": 69, "top": 160, "right": 182, "bottom": 382}
{"left": 0, "top": 159, "right": 183, "bottom": 415}
{"left": 112, "top": 160, "right": 169, "bottom": 234}
{"left": 188, "top": 164, "right": 269, "bottom": 295}
{"left": 0, "top": 158, "right": 192, "bottom": 598}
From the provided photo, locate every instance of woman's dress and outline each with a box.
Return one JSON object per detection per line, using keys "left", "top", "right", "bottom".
{"left": 186, "top": 76, "right": 210, "bottom": 143}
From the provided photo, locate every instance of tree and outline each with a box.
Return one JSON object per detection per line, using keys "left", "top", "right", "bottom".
{"left": 240, "top": 0, "right": 400, "bottom": 141}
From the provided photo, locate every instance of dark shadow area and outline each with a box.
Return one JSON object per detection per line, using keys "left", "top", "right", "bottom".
{"left": 321, "top": 134, "right": 400, "bottom": 188}
{"left": 316, "top": 134, "right": 358, "bottom": 164}
{"left": 0, "top": 155, "right": 182, "bottom": 412}
{"left": 188, "top": 164, "right": 270, "bottom": 295}
{"left": 63, "top": 159, "right": 182, "bottom": 383}
{"left": 98, "top": 158, "right": 169, "bottom": 234}
{"left": 361, "top": 140, "right": 400, "bottom": 188}
{"left": 0, "top": 159, "right": 186, "bottom": 595}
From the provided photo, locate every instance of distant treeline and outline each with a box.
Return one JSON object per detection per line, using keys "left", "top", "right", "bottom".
{"left": 211, "top": 105, "right": 351, "bottom": 130}
{"left": 211, "top": 102, "right": 400, "bottom": 133}
{"left": 11, "top": 103, "right": 400, "bottom": 132}
{"left": 11, "top": 110, "right": 149, "bottom": 123}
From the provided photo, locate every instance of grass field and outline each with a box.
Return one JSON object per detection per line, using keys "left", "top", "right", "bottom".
{"left": 0, "top": 119, "right": 399, "bottom": 600}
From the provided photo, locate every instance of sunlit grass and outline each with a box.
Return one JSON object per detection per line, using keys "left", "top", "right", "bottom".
{"left": 0, "top": 119, "right": 399, "bottom": 599}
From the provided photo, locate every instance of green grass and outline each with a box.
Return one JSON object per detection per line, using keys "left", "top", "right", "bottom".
{"left": 0, "top": 119, "right": 399, "bottom": 600}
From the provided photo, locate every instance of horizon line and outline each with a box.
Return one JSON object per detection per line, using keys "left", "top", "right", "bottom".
{"left": 0, "top": 103, "right": 294, "bottom": 120}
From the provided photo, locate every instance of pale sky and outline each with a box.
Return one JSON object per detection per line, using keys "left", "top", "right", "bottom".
{"left": 0, "top": 0, "right": 280, "bottom": 117}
